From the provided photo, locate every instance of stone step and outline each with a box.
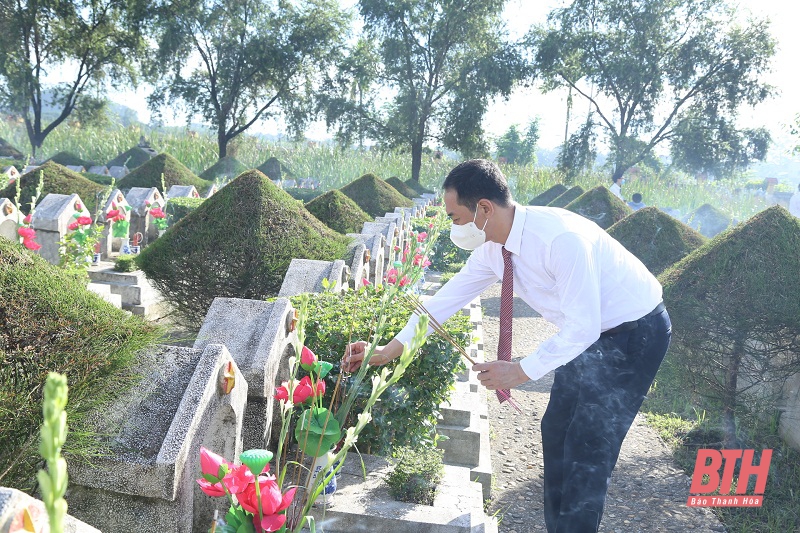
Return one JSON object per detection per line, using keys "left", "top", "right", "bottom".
{"left": 86, "top": 282, "right": 123, "bottom": 308}
{"left": 87, "top": 266, "right": 146, "bottom": 286}
{"left": 123, "top": 299, "right": 170, "bottom": 320}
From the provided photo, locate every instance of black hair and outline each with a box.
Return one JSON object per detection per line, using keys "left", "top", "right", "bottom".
{"left": 442, "top": 159, "right": 511, "bottom": 211}
{"left": 612, "top": 175, "right": 623, "bottom": 184}
{"left": 632, "top": 193, "right": 643, "bottom": 203}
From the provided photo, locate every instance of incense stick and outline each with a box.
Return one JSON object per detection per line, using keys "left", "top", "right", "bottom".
{"left": 400, "top": 292, "right": 523, "bottom": 413}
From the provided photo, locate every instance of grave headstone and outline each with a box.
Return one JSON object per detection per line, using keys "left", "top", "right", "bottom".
{"left": 66, "top": 165, "right": 86, "bottom": 173}
{"left": 167, "top": 184, "right": 200, "bottom": 199}
{"left": 67, "top": 344, "right": 248, "bottom": 533}
{"left": 283, "top": 179, "right": 297, "bottom": 188}
{"left": 344, "top": 241, "right": 370, "bottom": 289}
{"left": 99, "top": 189, "right": 131, "bottom": 258}
{"left": 87, "top": 165, "right": 109, "bottom": 175}
{"left": 0, "top": 198, "right": 18, "bottom": 241}
{"left": 203, "top": 183, "right": 218, "bottom": 198}
{"left": 347, "top": 232, "right": 385, "bottom": 286}
{"left": 1, "top": 165, "right": 20, "bottom": 183}
{"left": 126, "top": 187, "right": 165, "bottom": 245}
{"left": 361, "top": 221, "right": 397, "bottom": 269}
{"left": 194, "top": 297, "right": 299, "bottom": 450}
{"left": 30, "top": 193, "right": 91, "bottom": 264}
{"left": 375, "top": 216, "right": 405, "bottom": 262}
{"left": 108, "top": 165, "right": 130, "bottom": 179}
{"left": 278, "top": 258, "right": 350, "bottom": 297}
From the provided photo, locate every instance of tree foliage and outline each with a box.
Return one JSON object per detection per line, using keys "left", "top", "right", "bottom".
{"left": 147, "top": 0, "right": 349, "bottom": 159}
{"left": 557, "top": 116, "right": 597, "bottom": 184}
{"left": 322, "top": 0, "right": 526, "bottom": 182}
{"left": 530, "top": 0, "right": 775, "bottom": 180}
{"left": 0, "top": 0, "right": 146, "bottom": 155}
{"left": 496, "top": 119, "right": 539, "bottom": 165}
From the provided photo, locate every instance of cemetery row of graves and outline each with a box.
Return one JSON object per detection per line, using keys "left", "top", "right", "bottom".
{"left": 0, "top": 135, "right": 799, "bottom": 530}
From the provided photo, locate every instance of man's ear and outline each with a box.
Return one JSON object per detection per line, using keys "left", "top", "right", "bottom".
{"left": 478, "top": 199, "right": 494, "bottom": 217}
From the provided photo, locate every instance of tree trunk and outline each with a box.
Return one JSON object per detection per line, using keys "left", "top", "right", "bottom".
{"left": 611, "top": 165, "right": 625, "bottom": 182}
{"left": 723, "top": 338, "right": 744, "bottom": 449}
{"left": 218, "top": 128, "right": 228, "bottom": 159}
{"left": 411, "top": 140, "right": 422, "bottom": 184}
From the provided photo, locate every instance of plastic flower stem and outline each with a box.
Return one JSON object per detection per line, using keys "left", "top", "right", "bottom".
{"left": 37, "top": 372, "right": 69, "bottom": 533}
{"left": 254, "top": 479, "right": 265, "bottom": 533}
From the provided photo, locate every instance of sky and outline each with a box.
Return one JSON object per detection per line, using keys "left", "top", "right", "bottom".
{"left": 107, "top": 0, "right": 800, "bottom": 157}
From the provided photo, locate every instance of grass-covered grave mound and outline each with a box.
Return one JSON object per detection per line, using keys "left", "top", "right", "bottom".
{"left": 117, "top": 153, "right": 212, "bottom": 194}
{"left": 45, "top": 151, "right": 96, "bottom": 169}
{"left": 547, "top": 185, "right": 584, "bottom": 208}
{"left": 0, "top": 161, "right": 106, "bottom": 214}
{"left": 564, "top": 185, "right": 631, "bottom": 229}
{"left": 385, "top": 176, "right": 419, "bottom": 199}
{"left": 659, "top": 206, "right": 800, "bottom": 448}
{"left": 340, "top": 173, "right": 414, "bottom": 218}
{"left": 284, "top": 188, "right": 324, "bottom": 203}
{"left": 257, "top": 156, "right": 290, "bottom": 181}
{"left": 0, "top": 137, "right": 23, "bottom": 159}
{"left": 137, "top": 169, "right": 351, "bottom": 326}
{"left": 607, "top": 207, "right": 706, "bottom": 276}
{"left": 199, "top": 156, "right": 249, "bottom": 182}
{"left": 305, "top": 189, "right": 372, "bottom": 234}
{"left": 682, "top": 203, "right": 731, "bottom": 238}
{"left": 0, "top": 238, "right": 162, "bottom": 491}
{"left": 105, "top": 146, "right": 155, "bottom": 170}
{"left": 528, "top": 184, "right": 568, "bottom": 206}
{"left": 403, "top": 178, "right": 434, "bottom": 195}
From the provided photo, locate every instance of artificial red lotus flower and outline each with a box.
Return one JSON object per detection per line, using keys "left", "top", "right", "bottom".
{"left": 77, "top": 216, "right": 93, "bottom": 226}
{"left": 416, "top": 231, "right": 427, "bottom": 242}
{"left": 17, "top": 227, "right": 35, "bottom": 239}
{"left": 399, "top": 276, "right": 411, "bottom": 287}
{"left": 199, "top": 447, "right": 229, "bottom": 483}
{"left": 106, "top": 209, "right": 120, "bottom": 219}
{"left": 23, "top": 239, "right": 41, "bottom": 251}
{"left": 222, "top": 463, "right": 256, "bottom": 495}
{"left": 298, "top": 376, "right": 318, "bottom": 401}
{"left": 274, "top": 383, "right": 289, "bottom": 402}
{"left": 150, "top": 207, "right": 166, "bottom": 218}
{"left": 274, "top": 379, "right": 313, "bottom": 404}
{"left": 393, "top": 245, "right": 401, "bottom": 253}
{"left": 68, "top": 221, "right": 80, "bottom": 231}
{"left": 385, "top": 268, "right": 398, "bottom": 285}
{"left": 300, "top": 346, "right": 317, "bottom": 367}
{"left": 196, "top": 478, "right": 226, "bottom": 497}
{"left": 114, "top": 213, "right": 126, "bottom": 222}
{"left": 315, "top": 379, "right": 326, "bottom": 396}
{"left": 22, "top": 214, "right": 32, "bottom": 224}
{"left": 238, "top": 475, "right": 296, "bottom": 532}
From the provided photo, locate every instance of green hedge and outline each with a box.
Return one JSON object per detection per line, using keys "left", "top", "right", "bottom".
{"left": 0, "top": 239, "right": 162, "bottom": 491}
{"left": 564, "top": 185, "right": 631, "bottom": 229}
{"left": 340, "top": 173, "right": 414, "bottom": 218}
{"left": 0, "top": 161, "right": 106, "bottom": 215}
{"left": 292, "top": 286, "right": 470, "bottom": 454}
{"left": 166, "top": 196, "right": 205, "bottom": 224}
{"left": 285, "top": 187, "right": 324, "bottom": 203}
{"left": 305, "top": 189, "right": 372, "bottom": 234}
{"left": 387, "top": 445, "right": 444, "bottom": 505}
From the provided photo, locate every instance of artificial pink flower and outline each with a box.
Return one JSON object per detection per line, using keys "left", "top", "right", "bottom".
{"left": 275, "top": 379, "right": 313, "bottom": 404}
{"left": 362, "top": 278, "right": 371, "bottom": 286}
{"left": 428, "top": 222, "right": 434, "bottom": 230}
{"left": 196, "top": 478, "right": 226, "bottom": 497}
{"left": 393, "top": 245, "right": 401, "bottom": 253}
{"left": 150, "top": 207, "right": 166, "bottom": 218}
{"left": 298, "top": 376, "right": 318, "bottom": 401}
{"left": 274, "top": 384, "right": 289, "bottom": 402}
{"left": 222, "top": 463, "right": 257, "bottom": 495}
{"left": 385, "top": 268, "right": 398, "bottom": 285}
{"left": 413, "top": 254, "right": 431, "bottom": 268}
{"left": 144, "top": 200, "right": 151, "bottom": 206}
{"left": 300, "top": 346, "right": 317, "bottom": 367}
{"left": 77, "top": 216, "right": 93, "bottom": 226}
{"left": 199, "top": 447, "right": 229, "bottom": 483}
{"left": 239, "top": 476, "right": 296, "bottom": 532}
{"left": 114, "top": 213, "right": 126, "bottom": 222}
{"left": 17, "top": 226, "right": 35, "bottom": 239}
{"left": 22, "top": 214, "right": 32, "bottom": 224}
{"left": 68, "top": 221, "right": 80, "bottom": 231}
{"left": 399, "top": 276, "right": 411, "bottom": 287}
{"left": 416, "top": 231, "right": 427, "bottom": 242}
{"left": 106, "top": 209, "right": 120, "bottom": 219}
{"left": 23, "top": 239, "right": 41, "bottom": 251}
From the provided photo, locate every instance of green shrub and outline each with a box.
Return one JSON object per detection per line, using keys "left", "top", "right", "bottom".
{"left": 0, "top": 161, "right": 106, "bottom": 215}
{"left": 166, "top": 196, "right": 205, "bottom": 224}
{"left": 0, "top": 239, "right": 163, "bottom": 491}
{"left": 84, "top": 172, "right": 115, "bottom": 186}
{"left": 46, "top": 151, "right": 96, "bottom": 168}
{"left": 117, "top": 153, "right": 212, "bottom": 194}
{"left": 0, "top": 137, "right": 24, "bottom": 159}
{"left": 340, "top": 173, "right": 414, "bottom": 219}
{"left": 528, "top": 184, "right": 567, "bottom": 205}
{"left": 386, "top": 445, "right": 444, "bottom": 505}
{"left": 199, "top": 156, "right": 249, "bottom": 182}
{"left": 284, "top": 187, "right": 324, "bottom": 203}
{"left": 138, "top": 169, "right": 351, "bottom": 327}
{"left": 291, "top": 286, "right": 470, "bottom": 454}
{"left": 403, "top": 178, "right": 434, "bottom": 195}
{"left": 105, "top": 146, "right": 154, "bottom": 170}
{"left": 682, "top": 203, "right": 731, "bottom": 238}
{"left": 564, "top": 185, "right": 631, "bottom": 229}
{"left": 114, "top": 254, "right": 138, "bottom": 272}
{"left": 547, "top": 185, "right": 584, "bottom": 208}
{"left": 385, "top": 176, "right": 418, "bottom": 199}
{"left": 305, "top": 189, "right": 372, "bottom": 234}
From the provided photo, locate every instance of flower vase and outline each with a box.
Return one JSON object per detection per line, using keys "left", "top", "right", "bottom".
{"left": 306, "top": 449, "right": 337, "bottom": 508}
{"left": 120, "top": 238, "right": 132, "bottom": 255}
{"left": 92, "top": 252, "right": 102, "bottom": 265}
{"left": 158, "top": 229, "right": 166, "bottom": 237}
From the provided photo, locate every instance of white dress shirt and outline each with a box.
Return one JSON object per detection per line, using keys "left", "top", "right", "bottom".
{"left": 394, "top": 205, "right": 663, "bottom": 381}
{"left": 609, "top": 183, "right": 623, "bottom": 200}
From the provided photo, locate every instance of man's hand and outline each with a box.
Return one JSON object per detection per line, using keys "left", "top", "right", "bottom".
{"left": 472, "top": 361, "right": 530, "bottom": 390}
{"left": 342, "top": 339, "right": 403, "bottom": 372}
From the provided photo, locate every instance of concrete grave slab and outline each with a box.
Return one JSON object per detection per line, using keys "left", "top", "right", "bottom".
{"left": 99, "top": 189, "right": 131, "bottom": 257}
{"left": 125, "top": 187, "right": 165, "bottom": 245}
{"left": 347, "top": 233, "right": 385, "bottom": 286}
{"left": 30, "top": 193, "right": 90, "bottom": 264}
{"left": 278, "top": 258, "right": 350, "bottom": 297}
{"left": 0, "top": 198, "right": 19, "bottom": 241}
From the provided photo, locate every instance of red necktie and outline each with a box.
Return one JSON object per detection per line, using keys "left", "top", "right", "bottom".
{"left": 497, "top": 247, "right": 513, "bottom": 403}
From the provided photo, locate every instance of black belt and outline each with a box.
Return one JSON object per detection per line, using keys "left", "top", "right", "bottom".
{"left": 601, "top": 302, "right": 666, "bottom": 337}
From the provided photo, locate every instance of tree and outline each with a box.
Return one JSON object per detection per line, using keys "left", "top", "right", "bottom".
{"left": 557, "top": 116, "right": 597, "bottom": 184}
{"left": 0, "top": 0, "right": 146, "bottom": 156}
{"left": 322, "top": 0, "right": 526, "bottom": 183}
{"left": 530, "top": 0, "right": 775, "bottom": 181}
{"left": 496, "top": 119, "right": 540, "bottom": 165}
{"left": 147, "top": 0, "right": 349, "bottom": 159}
{"left": 670, "top": 104, "right": 771, "bottom": 177}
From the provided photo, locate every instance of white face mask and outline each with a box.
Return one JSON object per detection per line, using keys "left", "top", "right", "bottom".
{"left": 449, "top": 208, "right": 488, "bottom": 250}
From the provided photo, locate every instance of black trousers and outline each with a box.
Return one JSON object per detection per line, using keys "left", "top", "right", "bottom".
{"left": 541, "top": 308, "right": 672, "bottom": 533}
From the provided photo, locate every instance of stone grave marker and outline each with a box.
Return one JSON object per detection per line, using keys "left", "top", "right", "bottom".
{"left": 99, "top": 189, "right": 131, "bottom": 258}
{"left": 283, "top": 178, "right": 297, "bottom": 188}
{"left": 108, "top": 165, "right": 129, "bottom": 179}
{"left": 126, "top": 186, "right": 165, "bottom": 245}
{"left": 0, "top": 198, "right": 19, "bottom": 241}
{"left": 67, "top": 343, "right": 248, "bottom": 533}
{"left": 194, "top": 297, "right": 299, "bottom": 450}
{"left": 65, "top": 165, "right": 86, "bottom": 173}
{"left": 167, "top": 184, "right": 200, "bottom": 199}
{"left": 344, "top": 241, "right": 370, "bottom": 289}
{"left": 277, "top": 258, "right": 350, "bottom": 297}
{"left": 1, "top": 165, "right": 20, "bottom": 183}
{"left": 0, "top": 487, "right": 100, "bottom": 532}
{"left": 361, "top": 220, "right": 397, "bottom": 268}
{"left": 30, "top": 193, "right": 90, "bottom": 264}
{"left": 347, "top": 232, "right": 385, "bottom": 286}
{"left": 203, "top": 183, "right": 218, "bottom": 198}
{"left": 88, "top": 165, "right": 109, "bottom": 175}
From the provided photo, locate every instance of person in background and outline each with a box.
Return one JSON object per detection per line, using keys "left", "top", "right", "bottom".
{"left": 343, "top": 159, "right": 671, "bottom": 533}
{"left": 789, "top": 183, "right": 800, "bottom": 218}
{"left": 627, "top": 193, "right": 646, "bottom": 211}
{"left": 609, "top": 176, "right": 624, "bottom": 201}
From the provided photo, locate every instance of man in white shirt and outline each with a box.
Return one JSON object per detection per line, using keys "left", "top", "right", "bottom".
{"left": 609, "top": 175, "right": 624, "bottom": 200}
{"left": 344, "top": 159, "right": 671, "bottom": 533}
{"left": 790, "top": 183, "right": 800, "bottom": 218}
